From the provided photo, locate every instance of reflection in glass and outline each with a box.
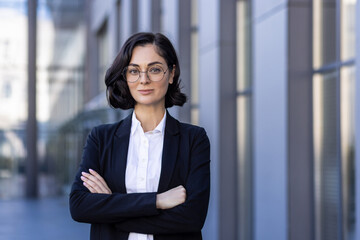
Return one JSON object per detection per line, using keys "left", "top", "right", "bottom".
{"left": 340, "top": 66, "right": 355, "bottom": 240}
{"left": 341, "top": 0, "right": 356, "bottom": 61}
{"left": 236, "top": 0, "right": 251, "bottom": 92}
{"left": 0, "top": 0, "right": 87, "bottom": 198}
{"left": 313, "top": 0, "right": 337, "bottom": 69}
{"left": 190, "top": 0, "right": 199, "bottom": 125}
{"left": 0, "top": 1, "right": 29, "bottom": 198}
{"left": 98, "top": 22, "right": 109, "bottom": 93}
{"left": 236, "top": 96, "right": 252, "bottom": 240}
{"left": 236, "top": 0, "right": 252, "bottom": 239}
{"left": 313, "top": 71, "right": 339, "bottom": 240}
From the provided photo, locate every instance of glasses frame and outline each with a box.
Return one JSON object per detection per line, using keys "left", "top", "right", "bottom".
{"left": 123, "top": 65, "right": 170, "bottom": 83}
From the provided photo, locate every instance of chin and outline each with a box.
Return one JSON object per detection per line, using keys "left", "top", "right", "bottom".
{"left": 135, "top": 98, "right": 165, "bottom": 108}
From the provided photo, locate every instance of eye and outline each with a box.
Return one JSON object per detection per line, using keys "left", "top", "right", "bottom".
{"left": 148, "top": 67, "right": 162, "bottom": 74}
{"left": 127, "top": 68, "right": 139, "bottom": 75}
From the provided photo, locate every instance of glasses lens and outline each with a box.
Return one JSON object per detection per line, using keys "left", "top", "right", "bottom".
{"left": 148, "top": 66, "right": 165, "bottom": 81}
{"left": 125, "top": 67, "right": 139, "bottom": 82}
{"left": 124, "top": 65, "right": 167, "bottom": 82}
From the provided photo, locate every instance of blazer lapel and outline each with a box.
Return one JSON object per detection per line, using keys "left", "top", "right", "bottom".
{"left": 112, "top": 113, "right": 132, "bottom": 193}
{"left": 157, "top": 112, "right": 180, "bottom": 193}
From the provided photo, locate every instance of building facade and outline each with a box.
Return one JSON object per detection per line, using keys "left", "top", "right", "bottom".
{"left": 81, "top": 0, "right": 360, "bottom": 240}
{"left": 0, "top": 0, "right": 356, "bottom": 239}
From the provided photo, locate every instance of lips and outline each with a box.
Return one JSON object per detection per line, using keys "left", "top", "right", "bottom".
{"left": 138, "top": 89, "right": 154, "bottom": 95}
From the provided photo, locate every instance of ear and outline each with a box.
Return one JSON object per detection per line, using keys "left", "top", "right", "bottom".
{"left": 169, "top": 65, "right": 175, "bottom": 84}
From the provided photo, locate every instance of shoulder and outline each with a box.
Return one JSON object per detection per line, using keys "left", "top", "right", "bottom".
{"left": 176, "top": 121, "right": 210, "bottom": 157}
{"left": 166, "top": 112, "right": 207, "bottom": 138}
{"left": 177, "top": 121, "right": 209, "bottom": 146}
{"left": 91, "top": 122, "right": 120, "bottom": 136}
{"left": 178, "top": 121, "right": 206, "bottom": 136}
{"left": 89, "top": 115, "right": 130, "bottom": 141}
{"left": 92, "top": 112, "right": 131, "bottom": 135}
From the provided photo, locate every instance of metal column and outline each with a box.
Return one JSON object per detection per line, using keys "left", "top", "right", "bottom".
{"left": 26, "top": 0, "right": 38, "bottom": 198}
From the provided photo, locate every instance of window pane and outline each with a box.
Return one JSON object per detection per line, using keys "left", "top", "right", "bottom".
{"left": 98, "top": 23, "right": 109, "bottom": 92}
{"left": 341, "top": 0, "right": 356, "bottom": 61}
{"left": 236, "top": 96, "right": 252, "bottom": 240}
{"left": 236, "top": 0, "right": 251, "bottom": 92}
{"left": 340, "top": 66, "right": 355, "bottom": 240}
{"left": 313, "top": 71, "right": 340, "bottom": 240}
{"left": 0, "top": 1, "right": 28, "bottom": 199}
{"left": 313, "top": 0, "right": 337, "bottom": 68}
{"left": 190, "top": 0, "right": 199, "bottom": 125}
{"left": 236, "top": 0, "right": 252, "bottom": 239}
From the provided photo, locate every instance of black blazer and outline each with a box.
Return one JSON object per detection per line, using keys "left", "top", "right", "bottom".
{"left": 69, "top": 112, "right": 210, "bottom": 240}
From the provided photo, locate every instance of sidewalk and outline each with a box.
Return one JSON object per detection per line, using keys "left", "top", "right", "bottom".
{"left": 0, "top": 196, "right": 90, "bottom": 240}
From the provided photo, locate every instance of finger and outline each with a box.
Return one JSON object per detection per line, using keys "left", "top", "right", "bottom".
{"left": 83, "top": 181, "right": 96, "bottom": 193}
{"left": 81, "top": 175, "right": 104, "bottom": 193}
{"left": 85, "top": 171, "right": 108, "bottom": 192}
{"left": 82, "top": 171, "right": 111, "bottom": 194}
{"left": 89, "top": 169, "right": 112, "bottom": 193}
{"left": 82, "top": 172, "right": 108, "bottom": 193}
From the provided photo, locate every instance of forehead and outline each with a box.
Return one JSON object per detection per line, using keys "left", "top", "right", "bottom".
{"left": 130, "top": 44, "right": 166, "bottom": 65}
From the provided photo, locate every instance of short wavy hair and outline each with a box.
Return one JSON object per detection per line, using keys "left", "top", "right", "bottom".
{"left": 105, "top": 32, "right": 187, "bottom": 109}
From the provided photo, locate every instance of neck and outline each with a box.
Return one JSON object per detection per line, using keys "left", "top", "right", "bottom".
{"left": 134, "top": 104, "right": 166, "bottom": 132}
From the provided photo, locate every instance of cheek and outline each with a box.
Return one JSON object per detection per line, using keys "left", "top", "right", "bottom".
{"left": 160, "top": 83, "right": 170, "bottom": 95}
{"left": 127, "top": 83, "right": 136, "bottom": 94}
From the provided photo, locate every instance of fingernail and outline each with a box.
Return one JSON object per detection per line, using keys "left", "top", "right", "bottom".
{"left": 89, "top": 169, "right": 94, "bottom": 172}
{"left": 80, "top": 176, "right": 85, "bottom": 180}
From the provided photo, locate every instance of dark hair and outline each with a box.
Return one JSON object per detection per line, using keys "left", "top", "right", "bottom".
{"left": 105, "top": 32, "right": 187, "bottom": 109}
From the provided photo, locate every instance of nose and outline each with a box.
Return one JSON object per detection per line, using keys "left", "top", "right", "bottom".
{"left": 139, "top": 71, "right": 150, "bottom": 84}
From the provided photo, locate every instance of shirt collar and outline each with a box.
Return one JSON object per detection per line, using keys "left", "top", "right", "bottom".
{"left": 131, "top": 111, "right": 167, "bottom": 136}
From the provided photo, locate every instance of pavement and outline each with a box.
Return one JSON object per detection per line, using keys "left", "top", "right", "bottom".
{"left": 0, "top": 196, "right": 90, "bottom": 240}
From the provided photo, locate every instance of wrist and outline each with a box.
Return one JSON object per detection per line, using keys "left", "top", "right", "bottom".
{"left": 156, "top": 194, "right": 162, "bottom": 209}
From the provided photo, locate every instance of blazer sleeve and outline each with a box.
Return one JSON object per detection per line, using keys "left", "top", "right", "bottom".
{"left": 114, "top": 127, "right": 210, "bottom": 234}
{"left": 69, "top": 126, "right": 159, "bottom": 224}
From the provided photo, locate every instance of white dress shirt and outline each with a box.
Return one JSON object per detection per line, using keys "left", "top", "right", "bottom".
{"left": 125, "top": 111, "right": 166, "bottom": 240}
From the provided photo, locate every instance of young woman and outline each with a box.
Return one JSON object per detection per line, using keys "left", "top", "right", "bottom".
{"left": 69, "top": 32, "right": 210, "bottom": 240}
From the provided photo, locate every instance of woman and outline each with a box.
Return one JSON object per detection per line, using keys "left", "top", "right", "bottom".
{"left": 69, "top": 32, "right": 210, "bottom": 240}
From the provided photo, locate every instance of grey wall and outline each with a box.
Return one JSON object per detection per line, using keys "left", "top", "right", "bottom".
{"left": 287, "top": 1, "right": 314, "bottom": 240}
{"left": 252, "top": 1, "right": 288, "bottom": 240}
{"left": 198, "top": 0, "right": 220, "bottom": 239}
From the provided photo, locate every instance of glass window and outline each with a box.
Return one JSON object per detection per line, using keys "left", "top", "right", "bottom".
{"left": 313, "top": 71, "right": 340, "bottom": 240}
{"left": 313, "top": 0, "right": 337, "bottom": 69}
{"left": 97, "top": 22, "right": 109, "bottom": 93}
{"left": 0, "top": 0, "right": 28, "bottom": 199}
{"left": 341, "top": 0, "right": 356, "bottom": 61}
{"left": 340, "top": 66, "right": 355, "bottom": 240}
{"left": 236, "top": 0, "right": 252, "bottom": 239}
{"left": 190, "top": 0, "right": 199, "bottom": 125}
{"left": 41, "top": 0, "right": 86, "bottom": 196}
{"left": 313, "top": 0, "right": 356, "bottom": 239}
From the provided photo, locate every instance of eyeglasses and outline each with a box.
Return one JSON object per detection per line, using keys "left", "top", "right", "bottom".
{"left": 123, "top": 65, "right": 169, "bottom": 83}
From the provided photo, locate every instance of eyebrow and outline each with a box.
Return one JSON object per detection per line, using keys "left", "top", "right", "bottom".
{"left": 128, "top": 61, "right": 164, "bottom": 67}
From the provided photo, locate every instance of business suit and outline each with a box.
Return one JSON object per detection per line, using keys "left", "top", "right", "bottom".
{"left": 69, "top": 111, "right": 210, "bottom": 240}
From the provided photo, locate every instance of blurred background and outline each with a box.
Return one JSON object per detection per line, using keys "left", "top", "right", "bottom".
{"left": 0, "top": 0, "right": 359, "bottom": 240}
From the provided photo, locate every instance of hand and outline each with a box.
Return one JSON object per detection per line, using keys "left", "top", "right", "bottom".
{"left": 81, "top": 169, "right": 112, "bottom": 194}
{"left": 156, "top": 185, "right": 186, "bottom": 210}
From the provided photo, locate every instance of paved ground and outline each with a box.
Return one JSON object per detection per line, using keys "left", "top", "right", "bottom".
{"left": 0, "top": 196, "right": 90, "bottom": 240}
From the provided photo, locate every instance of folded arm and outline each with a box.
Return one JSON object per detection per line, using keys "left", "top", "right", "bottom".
{"left": 69, "top": 127, "right": 160, "bottom": 223}
{"left": 114, "top": 128, "right": 211, "bottom": 234}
